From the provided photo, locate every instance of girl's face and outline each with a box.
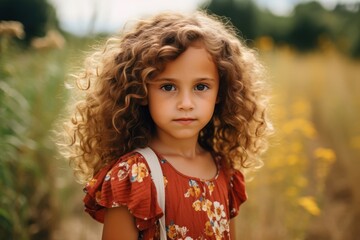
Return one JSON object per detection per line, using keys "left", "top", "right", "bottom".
{"left": 147, "top": 44, "right": 219, "bottom": 142}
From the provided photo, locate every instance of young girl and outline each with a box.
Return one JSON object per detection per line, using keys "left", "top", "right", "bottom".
{"left": 62, "top": 10, "right": 271, "bottom": 240}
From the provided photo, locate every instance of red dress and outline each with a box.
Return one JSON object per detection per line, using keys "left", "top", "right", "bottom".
{"left": 83, "top": 150, "right": 247, "bottom": 239}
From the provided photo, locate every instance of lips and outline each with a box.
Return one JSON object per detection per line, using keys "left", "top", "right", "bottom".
{"left": 173, "top": 118, "right": 196, "bottom": 125}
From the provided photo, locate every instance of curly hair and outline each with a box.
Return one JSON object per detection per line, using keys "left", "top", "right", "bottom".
{"left": 61, "top": 10, "right": 272, "bottom": 183}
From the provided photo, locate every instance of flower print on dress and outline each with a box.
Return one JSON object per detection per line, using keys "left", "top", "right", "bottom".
{"left": 192, "top": 196, "right": 212, "bottom": 213}
{"left": 207, "top": 201, "right": 229, "bottom": 239}
{"left": 95, "top": 191, "right": 102, "bottom": 203}
{"left": 117, "top": 154, "right": 139, "bottom": 181}
{"left": 213, "top": 201, "right": 226, "bottom": 221}
{"left": 164, "top": 176, "right": 168, "bottom": 188}
{"left": 87, "top": 178, "right": 97, "bottom": 188}
{"left": 204, "top": 221, "right": 214, "bottom": 237}
{"left": 104, "top": 170, "right": 112, "bottom": 181}
{"left": 130, "top": 162, "right": 149, "bottom": 183}
{"left": 167, "top": 221, "right": 192, "bottom": 240}
{"left": 213, "top": 220, "right": 225, "bottom": 240}
{"left": 205, "top": 181, "right": 215, "bottom": 195}
{"left": 184, "top": 179, "right": 201, "bottom": 198}
{"left": 117, "top": 161, "right": 130, "bottom": 181}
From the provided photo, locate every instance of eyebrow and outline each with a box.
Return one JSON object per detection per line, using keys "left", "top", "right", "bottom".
{"left": 155, "top": 77, "right": 216, "bottom": 82}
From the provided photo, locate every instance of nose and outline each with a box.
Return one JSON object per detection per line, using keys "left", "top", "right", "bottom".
{"left": 177, "top": 90, "right": 194, "bottom": 111}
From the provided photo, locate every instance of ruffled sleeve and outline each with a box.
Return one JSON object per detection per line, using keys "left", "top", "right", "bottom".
{"left": 83, "top": 151, "right": 163, "bottom": 230}
{"left": 228, "top": 170, "right": 247, "bottom": 218}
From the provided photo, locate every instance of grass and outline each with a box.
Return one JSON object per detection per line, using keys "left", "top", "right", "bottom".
{"left": 236, "top": 45, "right": 360, "bottom": 239}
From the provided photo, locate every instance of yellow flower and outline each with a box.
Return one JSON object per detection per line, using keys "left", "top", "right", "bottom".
{"left": 166, "top": 223, "right": 189, "bottom": 239}
{"left": 192, "top": 200, "right": 202, "bottom": 211}
{"left": 206, "top": 181, "right": 215, "bottom": 195}
{"left": 202, "top": 199, "right": 213, "bottom": 212}
{"left": 204, "top": 221, "right": 214, "bottom": 236}
{"left": 130, "top": 162, "right": 149, "bottom": 182}
{"left": 167, "top": 224, "right": 177, "bottom": 239}
{"left": 314, "top": 148, "right": 336, "bottom": 163}
{"left": 298, "top": 196, "right": 321, "bottom": 216}
{"left": 0, "top": 21, "right": 24, "bottom": 39}
{"left": 184, "top": 180, "right": 201, "bottom": 198}
{"left": 283, "top": 118, "right": 316, "bottom": 138}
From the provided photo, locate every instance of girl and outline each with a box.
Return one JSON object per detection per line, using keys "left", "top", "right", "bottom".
{"left": 62, "top": 10, "right": 271, "bottom": 239}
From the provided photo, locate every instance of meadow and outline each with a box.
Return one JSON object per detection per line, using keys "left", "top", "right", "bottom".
{"left": 1, "top": 30, "right": 359, "bottom": 239}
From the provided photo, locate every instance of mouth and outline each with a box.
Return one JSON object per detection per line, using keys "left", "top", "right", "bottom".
{"left": 173, "top": 118, "right": 196, "bottom": 125}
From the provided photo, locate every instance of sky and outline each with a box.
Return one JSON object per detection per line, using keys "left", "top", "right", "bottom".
{"left": 49, "top": 0, "right": 360, "bottom": 36}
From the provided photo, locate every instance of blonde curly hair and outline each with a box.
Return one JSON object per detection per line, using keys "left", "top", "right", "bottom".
{"left": 61, "top": 10, "right": 272, "bottom": 183}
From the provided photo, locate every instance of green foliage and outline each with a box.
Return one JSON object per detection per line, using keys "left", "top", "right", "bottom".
{"left": 287, "top": 2, "right": 331, "bottom": 51}
{"left": 0, "top": 32, "right": 101, "bottom": 239}
{"left": 203, "top": 0, "right": 360, "bottom": 57}
{"left": 0, "top": 0, "right": 59, "bottom": 43}
{"left": 0, "top": 35, "right": 69, "bottom": 239}
{"left": 204, "top": 0, "right": 258, "bottom": 39}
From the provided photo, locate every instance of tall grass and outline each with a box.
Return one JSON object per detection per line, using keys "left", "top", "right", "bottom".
{"left": 236, "top": 44, "right": 360, "bottom": 239}
{"left": 0, "top": 35, "right": 92, "bottom": 239}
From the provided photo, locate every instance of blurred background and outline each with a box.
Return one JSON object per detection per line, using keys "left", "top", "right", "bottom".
{"left": 1, "top": 0, "right": 359, "bottom": 239}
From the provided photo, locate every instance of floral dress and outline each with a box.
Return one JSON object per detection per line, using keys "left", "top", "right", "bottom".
{"left": 83, "top": 149, "right": 247, "bottom": 239}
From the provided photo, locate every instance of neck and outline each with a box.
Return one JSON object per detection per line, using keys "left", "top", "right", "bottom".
{"left": 149, "top": 134, "right": 203, "bottom": 159}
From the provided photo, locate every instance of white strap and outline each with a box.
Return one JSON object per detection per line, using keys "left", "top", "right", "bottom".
{"left": 135, "top": 147, "right": 166, "bottom": 240}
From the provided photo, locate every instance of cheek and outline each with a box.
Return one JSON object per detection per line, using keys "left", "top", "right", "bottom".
{"left": 148, "top": 95, "right": 165, "bottom": 121}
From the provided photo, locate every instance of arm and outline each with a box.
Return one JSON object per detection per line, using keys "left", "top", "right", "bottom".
{"left": 102, "top": 206, "right": 139, "bottom": 240}
{"left": 230, "top": 219, "right": 236, "bottom": 239}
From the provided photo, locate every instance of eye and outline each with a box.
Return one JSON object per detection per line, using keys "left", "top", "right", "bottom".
{"left": 161, "top": 84, "right": 176, "bottom": 91}
{"left": 194, "top": 84, "right": 209, "bottom": 91}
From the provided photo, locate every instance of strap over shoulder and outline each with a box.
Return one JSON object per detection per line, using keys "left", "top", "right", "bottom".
{"left": 135, "top": 147, "right": 166, "bottom": 240}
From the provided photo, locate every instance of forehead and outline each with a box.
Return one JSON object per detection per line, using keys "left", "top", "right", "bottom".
{"left": 155, "top": 45, "right": 218, "bottom": 79}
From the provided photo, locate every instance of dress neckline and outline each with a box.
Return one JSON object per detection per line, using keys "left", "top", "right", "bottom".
{"left": 149, "top": 147, "right": 221, "bottom": 182}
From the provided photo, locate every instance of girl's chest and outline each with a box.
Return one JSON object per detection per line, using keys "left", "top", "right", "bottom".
{"left": 160, "top": 162, "right": 232, "bottom": 238}
{"left": 161, "top": 160, "right": 230, "bottom": 216}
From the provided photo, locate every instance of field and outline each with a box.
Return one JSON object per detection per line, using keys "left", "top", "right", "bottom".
{"left": 1, "top": 33, "right": 359, "bottom": 239}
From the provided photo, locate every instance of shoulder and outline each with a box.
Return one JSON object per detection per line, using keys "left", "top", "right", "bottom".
{"left": 100, "top": 150, "right": 152, "bottom": 184}
{"left": 83, "top": 150, "right": 163, "bottom": 226}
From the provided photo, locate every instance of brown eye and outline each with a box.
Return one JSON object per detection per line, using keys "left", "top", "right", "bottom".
{"left": 195, "top": 84, "right": 209, "bottom": 91}
{"left": 161, "top": 84, "right": 176, "bottom": 91}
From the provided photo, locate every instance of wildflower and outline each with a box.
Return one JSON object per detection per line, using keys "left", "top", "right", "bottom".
{"left": 0, "top": 21, "right": 25, "bottom": 39}
{"left": 298, "top": 196, "right": 321, "bottom": 216}
{"left": 314, "top": 148, "right": 336, "bottom": 163}
{"left": 282, "top": 118, "right": 316, "bottom": 138}
{"left": 256, "top": 36, "right": 274, "bottom": 52}
{"left": 31, "top": 30, "right": 65, "bottom": 49}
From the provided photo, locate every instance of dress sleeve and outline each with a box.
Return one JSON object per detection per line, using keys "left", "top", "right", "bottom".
{"left": 83, "top": 151, "right": 163, "bottom": 230}
{"left": 228, "top": 170, "right": 247, "bottom": 218}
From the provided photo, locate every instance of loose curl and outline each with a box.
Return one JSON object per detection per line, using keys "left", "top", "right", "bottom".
{"left": 60, "top": 11, "right": 272, "bottom": 183}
